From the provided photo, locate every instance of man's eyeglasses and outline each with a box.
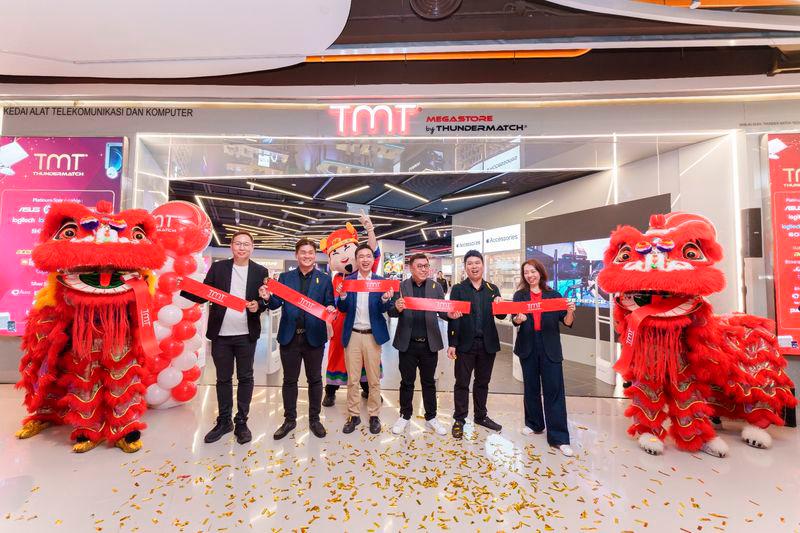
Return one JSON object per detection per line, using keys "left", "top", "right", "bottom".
{"left": 232, "top": 241, "right": 253, "bottom": 249}
{"left": 414, "top": 263, "right": 430, "bottom": 269}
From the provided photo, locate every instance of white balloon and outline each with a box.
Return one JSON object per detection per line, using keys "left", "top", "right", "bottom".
{"left": 188, "top": 271, "right": 205, "bottom": 282}
{"left": 153, "top": 322, "right": 172, "bottom": 341}
{"left": 172, "top": 294, "right": 196, "bottom": 309}
{"left": 155, "top": 256, "right": 175, "bottom": 277}
{"left": 157, "top": 366, "right": 182, "bottom": 390}
{"left": 157, "top": 305, "right": 182, "bottom": 326}
{"left": 145, "top": 383, "right": 170, "bottom": 405}
{"left": 184, "top": 334, "right": 203, "bottom": 353}
{"left": 171, "top": 351, "right": 198, "bottom": 371}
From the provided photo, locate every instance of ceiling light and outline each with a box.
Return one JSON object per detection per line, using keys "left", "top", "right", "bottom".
{"left": 326, "top": 185, "right": 370, "bottom": 201}
{"left": 375, "top": 221, "right": 426, "bottom": 240}
{"left": 281, "top": 209, "right": 319, "bottom": 221}
{"left": 441, "top": 191, "right": 510, "bottom": 202}
{"left": 421, "top": 229, "right": 428, "bottom": 241}
{"left": 232, "top": 208, "right": 307, "bottom": 227}
{"left": 526, "top": 199, "right": 554, "bottom": 215}
{"left": 194, "top": 196, "right": 222, "bottom": 246}
{"left": 271, "top": 225, "right": 301, "bottom": 234}
{"left": 246, "top": 181, "right": 312, "bottom": 200}
{"left": 384, "top": 184, "right": 428, "bottom": 203}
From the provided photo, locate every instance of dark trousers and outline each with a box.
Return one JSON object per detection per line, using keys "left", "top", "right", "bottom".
{"left": 399, "top": 341, "right": 439, "bottom": 421}
{"left": 520, "top": 332, "right": 570, "bottom": 446}
{"left": 280, "top": 333, "right": 324, "bottom": 422}
{"left": 210, "top": 335, "right": 256, "bottom": 423}
{"left": 453, "top": 339, "right": 496, "bottom": 423}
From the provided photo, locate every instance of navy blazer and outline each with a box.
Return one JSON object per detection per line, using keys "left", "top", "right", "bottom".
{"left": 267, "top": 268, "right": 334, "bottom": 348}
{"left": 336, "top": 273, "right": 393, "bottom": 347}
{"left": 179, "top": 259, "right": 269, "bottom": 343}
{"left": 511, "top": 288, "right": 571, "bottom": 363}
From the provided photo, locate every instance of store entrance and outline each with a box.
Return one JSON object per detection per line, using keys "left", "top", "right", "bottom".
{"left": 136, "top": 130, "right": 728, "bottom": 399}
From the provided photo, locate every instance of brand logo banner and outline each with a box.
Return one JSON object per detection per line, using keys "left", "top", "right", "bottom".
{"left": 403, "top": 296, "right": 471, "bottom": 314}
{"left": 180, "top": 276, "right": 247, "bottom": 313}
{"left": 266, "top": 278, "right": 336, "bottom": 323}
{"left": 341, "top": 279, "right": 400, "bottom": 293}
{"left": 492, "top": 298, "right": 568, "bottom": 315}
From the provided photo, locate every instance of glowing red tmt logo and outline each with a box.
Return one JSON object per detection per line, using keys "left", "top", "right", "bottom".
{"left": 329, "top": 104, "right": 420, "bottom": 136}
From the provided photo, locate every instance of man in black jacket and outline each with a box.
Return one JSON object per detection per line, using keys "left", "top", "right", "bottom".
{"left": 447, "top": 249, "right": 506, "bottom": 439}
{"left": 179, "top": 231, "right": 268, "bottom": 445}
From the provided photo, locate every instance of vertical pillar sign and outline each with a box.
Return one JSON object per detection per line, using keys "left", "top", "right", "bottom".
{"left": 0, "top": 137, "right": 124, "bottom": 337}
{"left": 768, "top": 134, "right": 800, "bottom": 355}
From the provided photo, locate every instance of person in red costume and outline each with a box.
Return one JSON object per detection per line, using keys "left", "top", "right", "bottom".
{"left": 598, "top": 212, "right": 796, "bottom": 457}
{"left": 320, "top": 212, "right": 379, "bottom": 407}
{"left": 16, "top": 201, "right": 165, "bottom": 453}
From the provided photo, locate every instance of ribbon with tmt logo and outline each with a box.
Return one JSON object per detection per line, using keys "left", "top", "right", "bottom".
{"left": 402, "top": 297, "right": 471, "bottom": 314}
{"left": 267, "top": 278, "right": 336, "bottom": 323}
{"left": 491, "top": 298, "right": 569, "bottom": 315}
{"left": 341, "top": 279, "right": 400, "bottom": 292}
{"left": 122, "top": 273, "right": 161, "bottom": 358}
{"left": 180, "top": 276, "right": 248, "bottom": 313}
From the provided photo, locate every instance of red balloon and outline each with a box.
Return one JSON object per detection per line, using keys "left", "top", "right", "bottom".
{"left": 158, "top": 272, "right": 181, "bottom": 293}
{"left": 182, "top": 304, "right": 202, "bottom": 322}
{"left": 141, "top": 370, "right": 156, "bottom": 387}
{"left": 149, "top": 355, "right": 170, "bottom": 374}
{"left": 152, "top": 201, "right": 212, "bottom": 255}
{"left": 172, "top": 320, "right": 196, "bottom": 341}
{"left": 173, "top": 254, "right": 197, "bottom": 276}
{"left": 153, "top": 290, "right": 173, "bottom": 311}
{"left": 182, "top": 365, "right": 202, "bottom": 382}
{"left": 159, "top": 338, "right": 184, "bottom": 358}
{"left": 171, "top": 379, "right": 197, "bottom": 402}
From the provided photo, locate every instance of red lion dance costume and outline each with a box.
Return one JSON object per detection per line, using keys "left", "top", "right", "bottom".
{"left": 15, "top": 201, "right": 165, "bottom": 453}
{"left": 598, "top": 212, "right": 796, "bottom": 457}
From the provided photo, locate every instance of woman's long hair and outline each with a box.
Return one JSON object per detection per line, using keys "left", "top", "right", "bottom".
{"left": 517, "top": 259, "right": 551, "bottom": 293}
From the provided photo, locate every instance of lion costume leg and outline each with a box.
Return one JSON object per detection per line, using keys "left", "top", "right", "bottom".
{"left": 103, "top": 345, "right": 148, "bottom": 452}
{"left": 665, "top": 369, "right": 722, "bottom": 455}
{"left": 625, "top": 380, "right": 668, "bottom": 454}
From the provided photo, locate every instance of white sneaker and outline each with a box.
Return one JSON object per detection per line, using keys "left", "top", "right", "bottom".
{"left": 391, "top": 417, "right": 409, "bottom": 435}
{"left": 425, "top": 418, "right": 447, "bottom": 436}
{"left": 558, "top": 444, "right": 575, "bottom": 457}
{"left": 521, "top": 427, "right": 535, "bottom": 436}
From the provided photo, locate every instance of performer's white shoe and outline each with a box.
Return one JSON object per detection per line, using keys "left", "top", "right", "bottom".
{"left": 742, "top": 424, "right": 772, "bottom": 449}
{"left": 425, "top": 418, "right": 447, "bottom": 436}
{"left": 391, "top": 417, "right": 409, "bottom": 435}
{"left": 558, "top": 444, "right": 575, "bottom": 457}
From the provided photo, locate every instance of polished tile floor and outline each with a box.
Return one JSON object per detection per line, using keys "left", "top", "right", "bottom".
{"left": 1, "top": 384, "right": 798, "bottom": 532}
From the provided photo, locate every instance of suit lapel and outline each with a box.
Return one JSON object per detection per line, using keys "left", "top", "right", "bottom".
{"left": 220, "top": 259, "right": 233, "bottom": 293}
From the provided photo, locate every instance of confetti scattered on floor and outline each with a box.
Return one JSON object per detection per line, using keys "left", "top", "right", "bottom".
{"left": 0, "top": 385, "right": 798, "bottom": 532}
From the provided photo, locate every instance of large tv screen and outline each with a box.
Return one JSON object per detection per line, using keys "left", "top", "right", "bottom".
{"left": 527, "top": 238, "right": 609, "bottom": 308}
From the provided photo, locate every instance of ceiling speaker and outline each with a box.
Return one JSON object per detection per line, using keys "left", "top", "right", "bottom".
{"left": 409, "top": 0, "right": 462, "bottom": 20}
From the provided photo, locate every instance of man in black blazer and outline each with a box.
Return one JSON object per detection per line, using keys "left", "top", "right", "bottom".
{"left": 447, "top": 250, "right": 506, "bottom": 439}
{"left": 388, "top": 253, "right": 449, "bottom": 436}
{"left": 179, "top": 231, "right": 269, "bottom": 445}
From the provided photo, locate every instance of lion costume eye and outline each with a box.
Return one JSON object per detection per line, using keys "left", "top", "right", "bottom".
{"left": 682, "top": 242, "right": 705, "bottom": 261}
{"left": 131, "top": 226, "right": 147, "bottom": 241}
{"left": 614, "top": 245, "right": 633, "bottom": 263}
{"left": 54, "top": 222, "right": 78, "bottom": 240}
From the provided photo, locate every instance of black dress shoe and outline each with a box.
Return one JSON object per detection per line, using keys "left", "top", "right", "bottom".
{"left": 369, "top": 416, "right": 381, "bottom": 434}
{"left": 309, "top": 420, "right": 327, "bottom": 438}
{"left": 234, "top": 422, "right": 252, "bottom": 444}
{"left": 204, "top": 418, "right": 233, "bottom": 443}
{"left": 273, "top": 419, "right": 296, "bottom": 440}
{"left": 452, "top": 420, "right": 464, "bottom": 439}
{"left": 361, "top": 389, "right": 369, "bottom": 399}
{"left": 322, "top": 392, "right": 336, "bottom": 407}
{"left": 475, "top": 416, "right": 502, "bottom": 432}
{"left": 342, "top": 416, "right": 361, "bottom": 434}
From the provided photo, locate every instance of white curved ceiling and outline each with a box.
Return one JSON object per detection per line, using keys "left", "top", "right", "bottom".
{"left": 0, "top": 0, "right": 351, "bottom": 78}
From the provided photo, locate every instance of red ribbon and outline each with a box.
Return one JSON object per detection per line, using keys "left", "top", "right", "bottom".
{"left": 122, "top": 275, "right": 161, "bottom": 359}
{"left": 180, "top": 276, "right": 247, "bottom": 313}
{"left": 492, "top": 298, "right": 568, "bottom": 315}
{"left": 403, "top": 297, "right": 471, "bottom": 313}
{"left": 267, "top": 278, "right": 336, "bottom": 323}
{"left": 341, "top": 279, "right": 400, "bottom": 293}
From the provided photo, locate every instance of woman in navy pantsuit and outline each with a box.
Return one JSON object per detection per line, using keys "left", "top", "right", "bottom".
{"left": 511, "top": 259, "right": 576, "bottom": 457}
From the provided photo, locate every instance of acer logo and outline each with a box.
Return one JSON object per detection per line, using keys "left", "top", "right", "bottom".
{"left": 329, "top": 104, "right": 420, "bottom": 136}
{"left": 34, "top": 153, "right": 88, "bottom": 171}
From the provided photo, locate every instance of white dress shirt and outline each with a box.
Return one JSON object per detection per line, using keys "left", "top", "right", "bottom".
{"left": 353, "top": 271, "right": 372, "bottom": 330}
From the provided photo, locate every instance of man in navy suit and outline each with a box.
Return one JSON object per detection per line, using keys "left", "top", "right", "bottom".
{"left": 260, "top": 238, "right": 335, "bottom": 440}
{"left": 337, "top": 244, "right": 394, "bottom": 434}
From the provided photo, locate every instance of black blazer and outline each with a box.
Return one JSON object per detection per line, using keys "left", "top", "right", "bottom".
{"left": 511, "top": 288, "right": 571, "bottom": 363}
{"left": 180, "top": 258, "right": 269, "bottom": 343}
{"left": 388, "top": 277, "right": 447, "bottom": 353}
{"left": 448, "top": 279, "right": 506, "bottom": 354}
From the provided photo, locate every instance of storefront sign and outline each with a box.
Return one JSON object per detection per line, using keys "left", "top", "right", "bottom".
{"left": 454, "top": 231, "right": 483, "bottom": 256}
{"left": 329, "top": 104, "right": 420, "bottom": 136}
{"left": 768, "top": 134, "right": 800, "bottom": 355}
{"left": 0, "top": 136, "right": 123, "bottom": 336}
{"left": 483, "top": 224, "right": 521, "bottom": 253}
